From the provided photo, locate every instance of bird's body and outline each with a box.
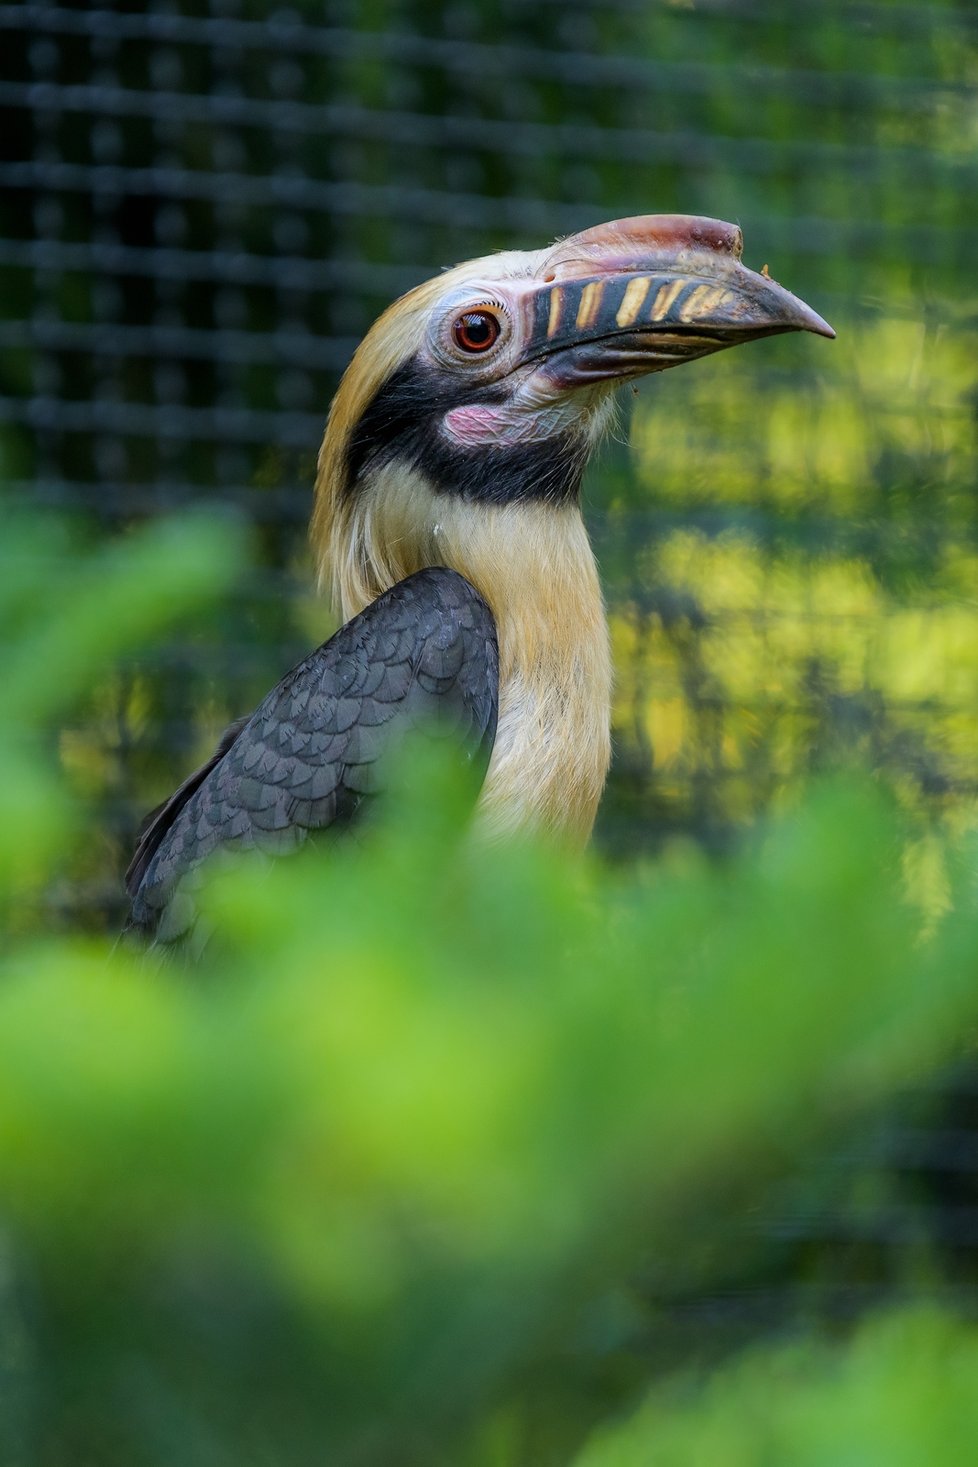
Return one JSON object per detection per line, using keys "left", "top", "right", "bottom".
{"left": 329, "top": 476, "right": 613, "bottom": 844}
{"left": 126, "top": 214, "right": 833, "bottom": 943}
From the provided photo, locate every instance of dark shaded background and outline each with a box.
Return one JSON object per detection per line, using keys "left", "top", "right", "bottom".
{"left": 2, "top": 0, "right": 978, "bottom": 1397}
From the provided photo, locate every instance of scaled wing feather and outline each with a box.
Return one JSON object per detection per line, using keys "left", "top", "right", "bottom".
{"left": 125, "top": 568, "right": 498, "bottom": 946}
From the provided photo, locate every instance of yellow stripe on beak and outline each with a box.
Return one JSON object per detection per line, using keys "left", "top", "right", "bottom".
{"left": 650, "top": 279, "right": 686, "bottom": 321}
{"left": 615, "top": 276, "right": 650, "bottom": 327}
{"left": 575, "top": 280, "right": 604, "bottom": 330}
{"left": 547, "top": 288, "right": 564, "bottom": 339}
{"left": 678, "top": 283, "right": 732, "bottom": 322}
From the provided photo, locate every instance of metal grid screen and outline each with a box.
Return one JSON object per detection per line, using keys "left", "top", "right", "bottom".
{"left": 5, "top": 2, "right": 978, "bottom": 877}
{"left": 2, "top": 0, "right": 978, "bottom": 1384}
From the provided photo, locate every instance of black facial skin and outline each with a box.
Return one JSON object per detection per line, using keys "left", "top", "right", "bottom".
{"left": 342, "top": 355, "right": 591, "bottom": 507}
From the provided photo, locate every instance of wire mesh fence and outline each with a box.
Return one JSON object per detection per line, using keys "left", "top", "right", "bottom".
{"left": 3, "top": 0, "right": 978, "bottom": 1411}
{"left": 6, "top": 0, "right": 978, "bottom": 892}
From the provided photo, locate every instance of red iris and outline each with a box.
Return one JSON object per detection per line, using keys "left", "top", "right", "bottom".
{"left": 452, "top": 310, "right": 501, "bottom": 353}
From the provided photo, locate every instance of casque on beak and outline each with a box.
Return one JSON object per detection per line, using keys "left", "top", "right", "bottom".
{"left": 519, "top": 213, "right": 835, "bottom": 389}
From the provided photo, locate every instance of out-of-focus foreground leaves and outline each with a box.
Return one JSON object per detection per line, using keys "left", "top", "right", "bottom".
{"left": 2, "top": 506, "right": 978, "bottom": 1467}
{"left": 572, "top": 1309, "right": 978, "bottom": 1467}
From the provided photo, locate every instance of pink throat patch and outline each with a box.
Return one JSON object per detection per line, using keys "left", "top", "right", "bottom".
{"left": 442, "top": 404, "right": 538, "bottom": 448}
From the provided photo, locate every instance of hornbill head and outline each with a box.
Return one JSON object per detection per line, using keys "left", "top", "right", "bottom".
{"left": 314, "top": 214, "right": 833, "bottom": 618}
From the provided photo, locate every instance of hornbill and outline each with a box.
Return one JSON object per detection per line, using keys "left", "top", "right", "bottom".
{"left": 125, "top": 214, "right": 833, "bottom": 944}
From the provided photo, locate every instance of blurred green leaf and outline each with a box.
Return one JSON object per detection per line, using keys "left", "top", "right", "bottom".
{"left": 0, "top": 767, "right": 976, "bottom": 1463}
{"left": 572, "top": 1308, "right": 978, "bottom": 1467}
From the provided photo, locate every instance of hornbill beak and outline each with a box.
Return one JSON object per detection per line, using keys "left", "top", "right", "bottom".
{"left": 520, "top": 213, "right": 834, "bottom": 389}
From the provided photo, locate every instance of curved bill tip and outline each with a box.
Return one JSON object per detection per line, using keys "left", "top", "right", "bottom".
{"left": 732, "top": 266, "right": 836, "bottom": 343}
{"left": 793, "top": 297, "right": 836, "bottom": 340}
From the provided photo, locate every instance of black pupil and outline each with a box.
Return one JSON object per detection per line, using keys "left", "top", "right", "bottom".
{"left": 456, "top": 312, "right": 496, "bottom": 350}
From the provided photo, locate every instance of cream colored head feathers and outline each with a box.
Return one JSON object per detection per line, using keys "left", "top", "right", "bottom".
{"left": 311, "top": 248, "right": 540, "bottom": 619}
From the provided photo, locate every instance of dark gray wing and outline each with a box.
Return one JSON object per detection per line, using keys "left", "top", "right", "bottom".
{"left": 124, "top": 568, "right": 498, "bottom": 946}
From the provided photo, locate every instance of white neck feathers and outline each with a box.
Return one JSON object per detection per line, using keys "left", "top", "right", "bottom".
{"left": 327, "top": 465, "right": 612, "bottom": 846}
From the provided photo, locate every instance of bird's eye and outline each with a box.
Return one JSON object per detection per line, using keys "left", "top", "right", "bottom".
{"left": 451, "top": 310, "right": 501, "bottom": 353}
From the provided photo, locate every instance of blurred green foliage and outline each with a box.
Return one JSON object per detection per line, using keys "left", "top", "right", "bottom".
{"left": 572, "top": 1309, "right": 978, "bottom": 1467}
{"left": 2, "top": 505, "right": 978, "bottom": 1465}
